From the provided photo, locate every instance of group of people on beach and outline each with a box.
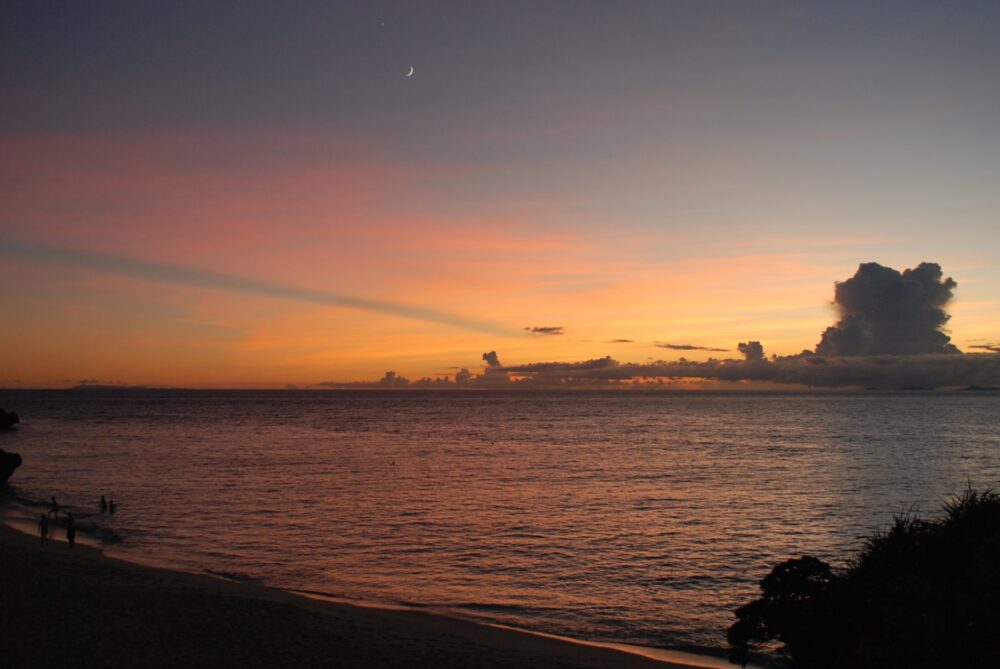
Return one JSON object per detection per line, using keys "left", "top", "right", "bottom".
{"left": 37, "top": 498, "right": 73, "bottom": 547}
{"left": 100, "top": 495, "right": 117, "bottom": 514}
{"left": 37, "top": 494, "right": 119, "bottom": 547}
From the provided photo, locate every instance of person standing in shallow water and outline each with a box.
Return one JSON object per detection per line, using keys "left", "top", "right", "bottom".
{"left": 38, "top": 514, "right": 49, "bottom": 544}
{"left": 49, "top": 496, "right": 59, "bottom": 517}
{"left": 100, "top": 495, "right": 107, "bottom": 513}
{"left": 65, "top": 512, "right": 76, "bottom": 548}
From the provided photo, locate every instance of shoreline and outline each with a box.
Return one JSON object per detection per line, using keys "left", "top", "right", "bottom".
{"left": 0, "top": 518, "right": 750, "bottom": 669}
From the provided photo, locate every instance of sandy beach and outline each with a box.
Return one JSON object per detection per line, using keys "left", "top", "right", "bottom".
{"left": 0, "top": 521, "right": 735, "bottom": 669}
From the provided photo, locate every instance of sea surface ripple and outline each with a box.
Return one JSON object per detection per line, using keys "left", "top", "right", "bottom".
{"left": 2, "top": 389, "right": 998, "bottom": 653}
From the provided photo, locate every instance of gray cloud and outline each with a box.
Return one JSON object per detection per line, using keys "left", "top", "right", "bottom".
{"left": 607, "top": 339, "right": 635, "bottom": 343}
{"left": 496, "top": 352, "right": 1000, "bottom": 389}
{"left": 656, "top": 343, "right": 729, "bottom": 352}
{"left": 5, "top": 239, "right": 519, "bottom": 336}
{"left": 321, "top": 261, "right": 1000, "bottom": 390}
{"left": 816, "top": 262, "right": 959, "bottom": 356}
{"left": 482, "top": 350, "right": 502, "bottom": 368}
{"left": 503, "top": 356, "right": 618, "bottom": 374}
{"left": 316, "top": 370, "right": 418, "bottom": 388}
{"left": 378, "top": 371, "right": 409, "bottom": 387}
{"left": 410, "top": 376, "right": 456, "bottom": 387}
{"left": 525, "top": 326, "right": 565, "bottom": 336}
{"left": 71, "top": 380, "right": 148, "bottom": 389}
{"left": 488, "top": 262, "right": 998, "bottom": 389}
{"left": 738, "top": 341, "right": 765, "bottom": 361}
{"left": 315, "top": 357, "right": 510, "bottom": 390}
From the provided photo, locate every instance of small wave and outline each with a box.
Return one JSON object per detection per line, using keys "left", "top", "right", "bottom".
{"left": 2, "top": 491, "right": 125, "bottom": 544}
{"left": 401, "top": 600, "right": 546, "bottom": 615}
{"left": 76, "top": 520, "right": 125, "bottom": 544}
{"left": 454, "top": 602, "right": 535, "bottom": 614}
{"left": 6, "top": 491, "right": 48, "bottom": 509}
{"left": 204, "top": 568, "right": 261, "bottom": 583}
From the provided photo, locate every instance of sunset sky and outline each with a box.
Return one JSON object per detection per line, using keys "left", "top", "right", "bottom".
{"left": 2, "top": 1, "right": 999, "bottom": 388}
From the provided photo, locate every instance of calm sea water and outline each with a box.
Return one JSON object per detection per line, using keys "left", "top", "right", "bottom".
{"left": 2, "top": 389, "right": 998, "bottom": 654}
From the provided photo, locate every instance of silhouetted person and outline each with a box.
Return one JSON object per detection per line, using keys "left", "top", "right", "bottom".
{"left": 108, "top": 499, "right": 116, "bottom": 514}
{"left": 100, "top": 495, "right": 107, "bottom": 513}
{"left": 65, "top": 512, "right": 76, "bottom": 548}
{"left": 38, "top": 514, "right": 49, "bottom": 544}
{"left": 48, "top": 496, "right": 59, "bottom": 517}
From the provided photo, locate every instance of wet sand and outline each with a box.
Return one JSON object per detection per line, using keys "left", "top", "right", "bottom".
{"left": 0, "top": 522, "right": 732, "bottom": 669}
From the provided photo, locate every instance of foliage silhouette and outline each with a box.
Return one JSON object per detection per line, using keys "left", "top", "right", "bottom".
{"left": 728, "top": 489, "right": 1000, "bottom": 668}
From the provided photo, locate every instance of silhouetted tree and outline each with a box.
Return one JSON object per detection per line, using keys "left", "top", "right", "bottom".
{"left": 728, "top": 489, "right": 1000, "bottom": 668}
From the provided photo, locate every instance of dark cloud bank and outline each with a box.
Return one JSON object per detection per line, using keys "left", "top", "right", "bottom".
{"left": 321, "top": 262, "right": 1000, "bottom": 390}
{"left": 815, "top": 262, "right": 959, "bottom": 356}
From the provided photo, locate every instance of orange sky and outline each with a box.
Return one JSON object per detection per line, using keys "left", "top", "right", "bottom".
{"left": 2, "top": 129, "right": 997, "bottom": 388}
{"left": 2, "top": 5, "right": 999, "bottom": 387}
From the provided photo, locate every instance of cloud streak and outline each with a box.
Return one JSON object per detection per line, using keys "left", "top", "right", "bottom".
{"left": 656, "top": 343, "right": 729, "bottom": 352}
{"left": 5, "top": 240, "right": 521, "bottom": 337}
{"left": 525, "top": 326, "right": 565, "bottom": 336}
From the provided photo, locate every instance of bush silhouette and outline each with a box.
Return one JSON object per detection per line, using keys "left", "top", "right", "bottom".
{"left": 728, "top": 489, "right": 1000, "bottom": 668}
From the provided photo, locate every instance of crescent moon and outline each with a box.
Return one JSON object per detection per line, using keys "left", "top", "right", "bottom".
{"left": 405, "top": 66, "right": 414, "bottom": 77}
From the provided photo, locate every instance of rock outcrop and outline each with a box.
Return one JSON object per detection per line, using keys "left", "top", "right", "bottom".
{"left": 0, "top": 449, "right": 21, "bottom": 485}
{"left": 1, "top": 408, "right": 19, "bottom": 429}
{"left": 0, "top": 409, "right": 22, "bottom": 485}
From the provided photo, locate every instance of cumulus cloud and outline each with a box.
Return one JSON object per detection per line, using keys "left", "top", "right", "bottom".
{"left": 316, "top": 373, "right": 453, "bottom": 389}
{"left": 316, "top": 355, "right": 511, "bottom": 389}
{"left": 657, "top": 343, "right": 729, "bottom": 352}
{"left": 321, "top": 262, "right": 1000, "bottom": 390}
{"left": 410, "top": 376, "right": 455, "bottom": 387}
{"left": 738, "top": 341, "right": 765, "bottom": 361}
{"left": 484, "top": 262, "right": 999, "bottom": 389}
{"left": 525, "top": 326, "right": 565, "bottom": 336}
{"left": 378, "top": 371, "right": 410, "bottom": 387}
{"left": 816, "top": 262, "right": 959, "bottom": 356}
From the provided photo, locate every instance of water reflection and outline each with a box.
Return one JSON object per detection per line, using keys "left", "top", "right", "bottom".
{"left": 1, "top": 389, "right": 997, "bottom": 651}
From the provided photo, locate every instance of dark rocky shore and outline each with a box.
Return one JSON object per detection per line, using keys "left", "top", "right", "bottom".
{"left": 1, "top": 407, "right": 22, "bottom": 486}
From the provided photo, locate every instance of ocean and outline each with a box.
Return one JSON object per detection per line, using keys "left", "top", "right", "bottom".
{"left": 1, "top": 389, "right": 998, "bottom": 655}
